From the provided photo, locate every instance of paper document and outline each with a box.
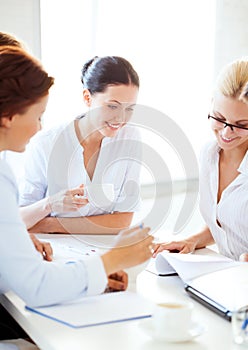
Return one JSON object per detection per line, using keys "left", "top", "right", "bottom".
{"left": 26, "top": 291, "right": 153, "bottom": 328}
{"left": 149, "top": 248, "right": 245, "bottom": 321}
{"left": 154, "top": 248, "right": 240, "bottom": 282}
{"left": 38, "top": 236, "right": 99, "bottom": 262}
{"left": 146, "top": 257, "right": 177, "bottom": 276}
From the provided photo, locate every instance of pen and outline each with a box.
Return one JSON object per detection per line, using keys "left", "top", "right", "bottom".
{"left": 67, "top": 247, "right": 96, "bottom": 255}
{"left": 57, "top": 245, "right": 97, "bottom": 256}
{"left": 242, "top": 309, "right": 248, "bottom": 331}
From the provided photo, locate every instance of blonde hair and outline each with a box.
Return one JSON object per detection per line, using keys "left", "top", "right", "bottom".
{"left": 216, "top": 58, "right": 248, "bottom": 104}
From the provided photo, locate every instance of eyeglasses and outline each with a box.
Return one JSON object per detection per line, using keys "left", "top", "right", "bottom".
{"left": 208, "top": 115, "right": 248, "bottom": 135}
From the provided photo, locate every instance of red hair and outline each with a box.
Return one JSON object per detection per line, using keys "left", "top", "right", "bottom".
{"left": 0, "top": 46, "right": 54, "bottom": 120}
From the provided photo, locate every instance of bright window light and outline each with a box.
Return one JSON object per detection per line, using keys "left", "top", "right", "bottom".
{"left": 40, "top": 0, "right": 216, "bottom": 183}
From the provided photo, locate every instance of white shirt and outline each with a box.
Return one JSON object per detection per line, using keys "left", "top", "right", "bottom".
{"left": 0, "top": 159, "right": 107, "bottom": 307}
{"left": 199, "top": 141, "right": 248, "bottom": 260}
{"left": 19, "top": 119, "right": 141, "bottom": 217}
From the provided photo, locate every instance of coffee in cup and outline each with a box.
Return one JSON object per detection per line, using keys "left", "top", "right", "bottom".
{"left": 152, "top": 301, "right": 194, "bottom": 340}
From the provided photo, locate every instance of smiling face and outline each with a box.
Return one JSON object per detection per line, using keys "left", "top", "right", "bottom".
{"left": 210, "top": 93, "right": 248, "bottom": 152}
{"left": 83, "top": 84, "right": 139, "bottom": 137}
{"left": 2, "top": 95, "right": 48, "bottom": 152}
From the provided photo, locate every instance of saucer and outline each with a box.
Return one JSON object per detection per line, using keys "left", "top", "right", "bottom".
{"left": 138, "top": 319, "right": 205, "bottom": 342}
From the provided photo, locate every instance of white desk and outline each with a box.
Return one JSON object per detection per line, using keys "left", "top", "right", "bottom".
{"left": 0, "top": 235, "right": 243, "bottom": 350}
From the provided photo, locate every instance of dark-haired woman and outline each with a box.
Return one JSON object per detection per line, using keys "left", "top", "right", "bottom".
{"left": 19, "top": 56, "right": 141, "bottom": 234}
{"left": 0, "top": 46, "right": 154, "bottom": 341}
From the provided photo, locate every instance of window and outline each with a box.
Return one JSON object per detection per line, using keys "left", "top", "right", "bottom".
{"left": 40, "top": 0, "right": 216, "bottom": 184}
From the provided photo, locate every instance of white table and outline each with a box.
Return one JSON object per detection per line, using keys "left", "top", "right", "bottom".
{"left": 0, "top": 235, "right": 243, "bottom": 350}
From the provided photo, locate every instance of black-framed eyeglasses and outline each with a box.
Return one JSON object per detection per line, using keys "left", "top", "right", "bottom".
{"left": 208, "top": 114, "right": 248, "bottom": 133}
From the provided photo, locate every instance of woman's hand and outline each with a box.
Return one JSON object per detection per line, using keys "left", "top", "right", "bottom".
{"left": 48, "top": 185, "right": 88, "bottom": 213}
{"left": 152, "top": 229, "right": 214, "bottom": 258}
{"left": 20, "top": 185, "right": 89, "bottom": 230}
{"left": 29, "top": 233, "right": 53, "bottom": 261}
{"left": 106, "top": 270, "right": 128, "bottom": 292}
{"left": 101, "top": 225, "right": 154, "bottom": 276}
{"left": 152, "top": 238, "right": 198, "bottom": 257}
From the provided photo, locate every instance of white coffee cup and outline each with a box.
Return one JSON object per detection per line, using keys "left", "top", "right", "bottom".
{"left": 85, "top": 183, "right": 115, "bottom": 209}
{"left": 152, "top": 301, "right": 194, "bottom": 340}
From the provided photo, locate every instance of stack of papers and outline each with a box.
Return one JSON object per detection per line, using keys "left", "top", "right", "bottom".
{"left": 154, "top": 248, "right": 240, "bottom": 282}
{"left": 147, "top": 248, "right": 241, "bottom": 282}
{"left": 147, "top": 248, "right": 247, "bottom": 321}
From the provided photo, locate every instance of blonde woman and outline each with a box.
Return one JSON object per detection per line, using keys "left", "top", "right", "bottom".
{"left": 154, "top": 58, "right": 248, "bottom": 261}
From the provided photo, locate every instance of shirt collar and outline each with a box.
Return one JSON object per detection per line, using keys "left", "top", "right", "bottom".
{"left": 207, "top": 141, "right": 221, "bottom": 164}
{"left": 238, "top": 150, "right": 248, "bottom": 175}
{"left": 68, "top": 119, "right": 83, "bottom": 150}
{"left": 210, "top": 141, "right": 248, "bottom": 176}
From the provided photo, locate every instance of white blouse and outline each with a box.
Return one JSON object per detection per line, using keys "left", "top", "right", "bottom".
{"left": 199, "top": 141, "right": 248, "bottom": 260}
{"left": 19, "top": 119, "right": 141, "bottom": 217}
{"left": 0, "top": 159, "right": 107, "bottom": 307}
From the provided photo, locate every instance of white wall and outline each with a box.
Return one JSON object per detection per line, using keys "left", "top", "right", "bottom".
{"left": 0, "top": 0, "right": 41, "bottom": 181}
{"left": 214, "top": 0, "right": 248, "bottom": 78}
{"left": 0, "top": 0, "right": 41, "bottom": 57}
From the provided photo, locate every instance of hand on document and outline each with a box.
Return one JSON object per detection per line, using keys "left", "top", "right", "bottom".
{"left": 152, "top": 238, "right": 197, "bottom": 257}
{"left": 155, "top": 248, "right": 240, "bottom": 282}
{"left": 29, "top": 233, "right": 53, "bottom": 261}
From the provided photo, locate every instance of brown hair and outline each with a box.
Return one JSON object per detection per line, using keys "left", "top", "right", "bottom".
{"left": 0, "top": 32, "right": 22, "bottom": 48}
{"left": 0, "top": 46, "right": 54, "bottom": 120}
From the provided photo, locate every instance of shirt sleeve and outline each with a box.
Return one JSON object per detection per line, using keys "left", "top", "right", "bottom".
{"left": 18, "top": 135, "right": 48, "bottom": 206}
{"left": 0, "top": 163, "right": 107, "bottom": 308}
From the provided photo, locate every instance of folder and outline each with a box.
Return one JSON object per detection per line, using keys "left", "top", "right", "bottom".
{"left": 152, "top": 248, "right": 248, "bottom": 321}
{"left": 185, "top": 264, "right": 248, "bottom": 321}
{"left": 26, "top": 291, "right": 153, "bottom": 328}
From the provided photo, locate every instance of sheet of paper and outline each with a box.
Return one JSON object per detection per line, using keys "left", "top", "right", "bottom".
{"left": 38, "top": 236, "right": 99, "bottom": 262}
{"left": 155, "top": 248, "right": 240, "bottom": 282}
{"left": 147, "top": 256, "right": 176, "bottom": 276}
{"left": 26, "top": 291, "right": 153, "bottom": 328}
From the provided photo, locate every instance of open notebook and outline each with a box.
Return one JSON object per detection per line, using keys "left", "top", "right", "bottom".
{"left": 151, "top": 248, "right": 248, "bottom": 321}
